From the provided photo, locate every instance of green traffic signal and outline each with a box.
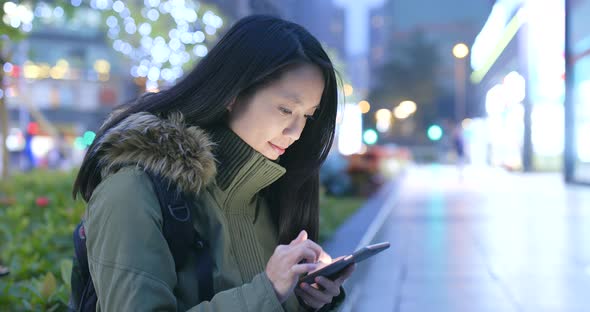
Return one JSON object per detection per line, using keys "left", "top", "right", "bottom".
{"left": 363, "top": 129, "right": 378, "bottom": 145}
{"left": 427, "top": 125, "right": 443, "bottom": 141}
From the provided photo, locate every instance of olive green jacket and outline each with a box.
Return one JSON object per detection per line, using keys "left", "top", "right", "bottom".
{"left": 84, "top": 112, "right": 345, "bottom": 311}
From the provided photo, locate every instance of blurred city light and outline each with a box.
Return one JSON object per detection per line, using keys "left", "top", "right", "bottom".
{"left": 83, "top": 131, "right": 97, "bottom": 146}
{"left": 23, "top": 61, "right": 40, "bottom": 79}
{"left": 375, "top": 108, "right": 392, "bottom": 121}
{"left": 578, "top": 123, "right": 590, "bottom": 162}
{"left": 343, "top": 84, "right": 354, "bottom": 97}
{"left": 2, "top": 1, "right": 34, "bottom": 32}
{"left": 27, "top": 122, "right": 40, "bottom": 135}
{"left": 2, "top": 0, "right": 224, "bottom": 89}
{"left": 394, "top": 100, "right": 417, "bottom": 119}
{"left": 485, "top": 84, "right": 506, "bottom": 116}
{"left": 96, "top": 1, "right": 223, "bottom": 87}
{"left": 578, "top": 80, "right": 590, "bottom": 162}
{"left": 3, "top": 62, "right": 13, "bottom": 73}
{"left": 376, "top": 121, "right": 391, "bottom": 133}
{"left": 74, "top": 137, "right": 87, "bottom": 150}
{"left": 30, "top": 136, "right": 53, "bottom": 158}
{"left": 93, "top": 59, "right": 111, "bottom": 74}
{"left": 532, "top": 104, "right": 564, "bottom": 156}
{"left": 338, "top": 103, "right": 363, "bottom": 155}
{"left": 471, "top": 7, "right": 526, "bottom": 83}
{"left": 399, "top": 100, "right": 417, "bottom": 114}
{"left": 5, "top": 129, "right": 25, "bottom": 152}
{"left": 452, "top": 43, "right": 469, "bottom": 59}
{"left": 375, "top": 108, "right": 392, "bottom": 133}
{"left": 503, "top": 71, "right": 526, "bottom": 102}
{"left": 358, "top": 100, "right": 371, "bottom": 114}
{"left": 462, "top": 118, "right": 472, "bottom": 129}
{"left": 393, "top": 106, "right": 408, "bottom": 119}
{"left": 427, "top": 124, "right": 443, "bottom": 141}
{"left": 363, "top": 129, "right": 378, "bottom": 145}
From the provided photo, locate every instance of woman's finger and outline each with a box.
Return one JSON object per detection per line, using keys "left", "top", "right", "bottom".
{"left": 289, "top": 230, "right": 307, "bottom": 245}
{"left": 313, "top": 276, "right": 340, "bottom": 297}
{"left": 291, "top": 247, "right": 319, "bottom": 265}
{"left": 318, "top": 250, "right": 332, "bottom": 264}
{"left": 300, "top": 240, "right": 324, "bottom": 260}
{"left": 294, "top": 287, "right": 324, "bottom": 309}
{"left": 299, "top": 282, "right": 332, "bottom": 304}
{"left": 291, "top": 242, "right": 323, "bottom": 264}
{"left": 291, "top": 263, "right": 319, "bottom": 275}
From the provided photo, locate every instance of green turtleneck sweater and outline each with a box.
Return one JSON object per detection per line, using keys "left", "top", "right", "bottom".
{"left": 84, "top": 122, "right": 344, "bottom": 312}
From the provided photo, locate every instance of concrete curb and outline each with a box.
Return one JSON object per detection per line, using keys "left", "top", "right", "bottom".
{"left": 324, "top": 171, "right": 405, "bottom": 311}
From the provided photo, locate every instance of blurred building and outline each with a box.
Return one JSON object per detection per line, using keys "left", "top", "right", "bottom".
{"left": 202, "top": 0, "right": 273, "bottom": 19}
{"left": 470, "top": 0, "right": 564, "bottom": 173}
{"left": 283, "top": 0, "right": 346, "bottom": 60}
{"left": 5, "top": 28, "right": 135, "bottom": 128}
{"left": 368, "top": 9, "right": 388, "bottom": 90}
{"left": 469, "top": 0, "right": 589, "bottom": 184}
{"left": 3, "top": 5, "right": 139, "bottom": 170}
{"left": 566, "top": 0, "right": 590, "bottom": 184}
{"left": 2, "top": 1, "right": 230, "bottom": 171}
{"left": 376, "top": 0, "right": 490, "bottom": 93}
{"left": 202, "top": 0, "right": 346, "bottom": 61}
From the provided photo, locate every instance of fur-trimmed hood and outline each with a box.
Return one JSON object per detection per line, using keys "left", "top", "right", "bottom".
{"left": 93, "top": 112, "right": 217, "bottom": 195}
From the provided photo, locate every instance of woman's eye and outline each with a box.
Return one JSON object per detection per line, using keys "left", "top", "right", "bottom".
{"left": 304, "top": 114, "right": 316, "bottom": 121}
{"left": 279, "top": 107, "right": 292, "bottom": 115}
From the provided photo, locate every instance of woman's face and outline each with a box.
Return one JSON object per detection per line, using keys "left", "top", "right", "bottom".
{"left": 228, "top": 64, "right": 325, "bottom": 160}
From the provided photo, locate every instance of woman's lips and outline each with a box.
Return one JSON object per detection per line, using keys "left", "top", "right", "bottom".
{"left": 269, "top": 142, "right": 286, "bottom": 155}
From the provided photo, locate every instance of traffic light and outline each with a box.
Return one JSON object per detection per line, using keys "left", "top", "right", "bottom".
{"left": 427, "top": 124, "right": 443, "bottom": 141}
{"left": 363, "top": 129, "right": 378, "bottom": 145}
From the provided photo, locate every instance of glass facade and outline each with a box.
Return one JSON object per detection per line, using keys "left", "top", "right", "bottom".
{"left": 569, "top": 0, "right": 590, "bottom": 183}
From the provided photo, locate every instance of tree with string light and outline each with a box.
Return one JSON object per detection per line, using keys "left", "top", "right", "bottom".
{"left": 0, "top": 0, "right": 225, "bottom": 178}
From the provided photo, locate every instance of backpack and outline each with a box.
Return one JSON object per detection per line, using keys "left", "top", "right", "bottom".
{"left": 68, "top": 171, "right": 214, "bottom": 311}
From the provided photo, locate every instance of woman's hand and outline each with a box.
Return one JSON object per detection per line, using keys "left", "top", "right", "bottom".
{"left": 294, "top": 257, "right": 356, "bottom": 311}
{"left": 265, "top": 230, "right": 324, "bottom": 303}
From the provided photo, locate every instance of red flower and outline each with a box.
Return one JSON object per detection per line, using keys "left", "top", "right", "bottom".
{"left": 36, "top": 197, "right": 50, "bottom": 207}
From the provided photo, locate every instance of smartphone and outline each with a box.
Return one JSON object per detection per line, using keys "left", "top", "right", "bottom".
{"left": 298, "top": 242, "right": 390, "bottom": 285}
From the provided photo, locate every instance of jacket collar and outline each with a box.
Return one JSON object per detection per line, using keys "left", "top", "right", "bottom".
{"left": 94, "top": 112, "right": 286, "bottom": 208}
{"left": 207, "top": 126, "right": 286, "bottom": 214}
{"left": 94, "top": 112, "right": 217, "bottom": 195}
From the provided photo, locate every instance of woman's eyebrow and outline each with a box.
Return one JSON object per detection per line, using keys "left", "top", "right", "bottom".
{"left": 279, "top": 92, "right": 320, "bottom": 109}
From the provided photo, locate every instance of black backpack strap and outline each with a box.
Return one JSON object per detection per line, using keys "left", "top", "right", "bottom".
{"left": 73, "top": 222, "right": 89, "bottom": 281}
{"left": 146, "top": 171, "right": 214, "bottom": 302}
{"left": 70, "top": 221, "right": 98, "bottom": 312}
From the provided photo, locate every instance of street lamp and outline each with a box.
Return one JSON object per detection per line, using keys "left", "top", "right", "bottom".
{"left": 393, "top": 100, "right": 417, "bottom": 120}
{"left": 343, "top": 84, "right": 354, "bottom": 97}
{"left": 452, "top": 43, "right": 469, "bottom": 59}
{"left": 452, "top": 43, "right": 469, "bottom": 123}
{"left": 358, "top": 100, "right": 371, "bottom": 114}
{"left": 375, "top": 108, "right": 392, "bottom": 133}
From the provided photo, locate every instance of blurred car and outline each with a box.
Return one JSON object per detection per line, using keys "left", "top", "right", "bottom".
{"left": 320, "top": 151, "right": 353, "bottom": 196}
{"left": 347, "top": 144, "right": 412, "bottom": 196}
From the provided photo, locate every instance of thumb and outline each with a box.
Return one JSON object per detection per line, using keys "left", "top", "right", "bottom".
{"left": 290, "top": 230, "right": 307, "bottom": 245}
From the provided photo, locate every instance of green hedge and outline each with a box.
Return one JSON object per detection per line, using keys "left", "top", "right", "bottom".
{"left": 0, "top": 170, "right": 86, "bottom": 311}
{"left": 318, "top": 195, "right": 365, "bottom": 243}
{"left": 0, "top": 170, "right": 363, "bottom": 311}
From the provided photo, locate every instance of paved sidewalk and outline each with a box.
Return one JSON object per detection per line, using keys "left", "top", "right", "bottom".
{"left": 340, "top": 164, "right": 590, "bottom": 312}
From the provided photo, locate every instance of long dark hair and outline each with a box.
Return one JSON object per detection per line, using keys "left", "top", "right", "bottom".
{"left": 73, "top": 15, "right": 339, "bottom": 244}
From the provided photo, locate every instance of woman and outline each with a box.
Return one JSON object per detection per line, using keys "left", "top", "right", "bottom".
{"left": 73, "top": 15, "right": 354, "bottom": 311}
